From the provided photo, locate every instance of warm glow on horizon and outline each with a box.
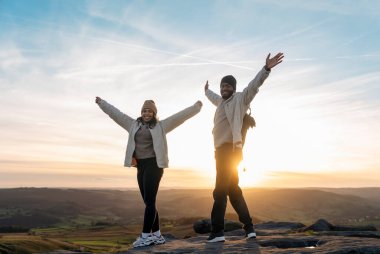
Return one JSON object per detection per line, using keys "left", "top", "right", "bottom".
{"left": 237, "top": 160, "right": 268, "bottom": 187}
{"left": 2, "top": 160, "right": 379, "bottom": 189}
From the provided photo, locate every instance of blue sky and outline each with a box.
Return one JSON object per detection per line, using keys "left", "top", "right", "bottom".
{"left": 1, "top": 0, "right": 379, "bottom": 188}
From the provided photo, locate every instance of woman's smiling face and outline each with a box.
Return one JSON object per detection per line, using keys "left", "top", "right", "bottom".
{"left": 141, "top": 108, "right": 154, "bottom": 122}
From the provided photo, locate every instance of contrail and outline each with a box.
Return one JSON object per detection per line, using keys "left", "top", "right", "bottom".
{"left": 57, "top": 62, "right": 257, "bottom": 79}
{"left": 92, "top": 37, "right": 254, "bottom": 70}
{"left": 1, "top": 15, "right": 255, "bottom": 70}
{"left": 3, "top": 13, "right": 379, "bottom": 69}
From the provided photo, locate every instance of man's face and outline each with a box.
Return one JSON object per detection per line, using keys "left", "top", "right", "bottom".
{"left": 141, "top": 108, "right": 154, "bottom": 122}
{"left": 220, "top": 82, "right": 234, "bottom": 99}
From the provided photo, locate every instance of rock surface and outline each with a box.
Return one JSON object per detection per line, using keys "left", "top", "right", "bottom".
{"left": 193, "top": 219, "right": 243, "bottom": 234}
{"left": 123, "top": 220, "right": 380, "bottom": 254}
{"left": 300, "top": 219, "right": 378, "bottom": 232}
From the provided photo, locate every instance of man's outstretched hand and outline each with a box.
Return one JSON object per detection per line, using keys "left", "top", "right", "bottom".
{"left": 204, "top": 80, "right": 209, "bottom": 92}
{"left": 265, "top": 52, "right": 284, "bottom": 70}
{"left": 95, "top": 96, "right": 102, "bottom": 104}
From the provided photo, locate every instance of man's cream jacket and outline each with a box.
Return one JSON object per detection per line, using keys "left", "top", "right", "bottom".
{"left": 205, "top": 67, "right": 270, "bottom": 147}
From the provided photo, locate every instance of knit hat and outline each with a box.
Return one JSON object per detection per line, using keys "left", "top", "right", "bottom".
{"left": 220, "top": 75, "right": 236, "bottom": 91}
{"left": 141, "top": 100, "right": 157, "bottom": 115}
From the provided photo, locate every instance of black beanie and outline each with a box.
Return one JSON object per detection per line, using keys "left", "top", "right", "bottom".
{"left": 220, "top": 75, "right": 236, "bottom": 91}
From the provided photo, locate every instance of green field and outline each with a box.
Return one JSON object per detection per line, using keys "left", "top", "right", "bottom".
{"left": 0, "top": 234, "right": 81, "bottom": 254}
{"left": 0, "top": 220, "right": 196, "bottom": 253}
{"left": 1, "top": 226, "right": 137, "bottom": 253}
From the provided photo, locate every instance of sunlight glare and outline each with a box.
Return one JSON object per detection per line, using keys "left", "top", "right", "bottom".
{"left": 237, "top": 160, "right": 267, "bottom": 187}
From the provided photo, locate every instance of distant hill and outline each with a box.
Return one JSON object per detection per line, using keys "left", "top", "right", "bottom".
{"left": 157, "top": 188, "right": 380, "bottom": 224}
{"left": 242, "top": 188, "right": 380, "bottom": 224}
{"left": 312, "top": 187, "right": 380, "bottom": 203}
{"left": 0, "top": 188, "right": 379, "bottom": 229}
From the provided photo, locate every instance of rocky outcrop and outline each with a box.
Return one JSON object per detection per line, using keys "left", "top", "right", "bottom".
{"left": 300, "top": 218, "right": 334, "bottom": 231}
{"left": 193, "top": 219, "right": 306, "bottom": 234}
{"left": 255, "top": 221, "right": 305, "bottom": 230}
{"left": 122, "top": 233, "right": 380, "bottom": 254}
{"left": 193, "top": 219, "right": 242, "bottom": 234}
{"left": 123, "top": 219, "right": 380, "bottom": 254}
{"left": 300, "top": 218, "right": 378, "bottom": 232}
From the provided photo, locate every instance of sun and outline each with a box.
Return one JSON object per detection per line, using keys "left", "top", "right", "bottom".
{"left": 237, "top": 160, "right": 268, "bottom": 187}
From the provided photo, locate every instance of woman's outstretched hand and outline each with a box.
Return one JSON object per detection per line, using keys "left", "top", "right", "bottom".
{"left": 195, "top": 100, "right": 203, "bottom": 107}
{"left": 95, "top": 96, "right": 102, "bottom": 104}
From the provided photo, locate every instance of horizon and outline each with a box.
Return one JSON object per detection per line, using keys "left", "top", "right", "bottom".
{"left": 2, "top": 186, "right": 380, "bottom": 190}
{"left": 1, "top": 0, "right": 379, "bottom": 188}
{"left": 1, "top": 161, "right": 380, "bottom": 189}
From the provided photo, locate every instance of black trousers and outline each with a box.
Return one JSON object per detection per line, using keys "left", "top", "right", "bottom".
{"left": 211, "top": 143, "right": 253, "bottom": 233}
{"left": 136, "top": 157, "right": 163, "bottom": 233}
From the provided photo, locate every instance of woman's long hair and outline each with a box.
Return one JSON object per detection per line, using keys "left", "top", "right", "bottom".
{"left": 137, "top": 114, "right": 158, "bottom": 129}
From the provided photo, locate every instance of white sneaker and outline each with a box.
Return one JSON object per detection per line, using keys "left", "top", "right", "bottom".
{"left": 207, "top": 235, "right": 225, "bottom": 243}
{"left": 152, "top": 234, "right": 166, "bottom": 245}
{"left": 207, "top": 232, "right": 225, "bottom": 243}
{"left": 132, "top": 235, "right": 154, "bottom": 248}
{"left": 246, "top": 232, "right": 257, "bottom": 239}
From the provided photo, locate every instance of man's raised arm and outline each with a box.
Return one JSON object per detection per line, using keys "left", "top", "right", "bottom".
{"left": 243, "top": 52, "right": 284, "bottom": 105}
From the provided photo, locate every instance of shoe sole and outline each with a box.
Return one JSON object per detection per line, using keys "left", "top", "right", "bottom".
{"left": 133, "top": 241, "right": 154, "bottom": 248}
{"left": 154, "top": 240, "right": 166, "bottom": 245}
{"left": 207, "top": 236, "right": 225, "bottom": 243}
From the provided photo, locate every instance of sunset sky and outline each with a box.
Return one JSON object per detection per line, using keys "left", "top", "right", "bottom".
{"left": 1, "top": 0, "right": 379, "bottom": 188}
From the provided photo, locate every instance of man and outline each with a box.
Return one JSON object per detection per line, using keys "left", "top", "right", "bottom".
{"left": 204, "top": 53, "right": 284, "bottom": 242}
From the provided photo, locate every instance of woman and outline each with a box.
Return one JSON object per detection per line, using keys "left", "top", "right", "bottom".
{"left": 95, "top": 97, "right": 202, "bottom": 248}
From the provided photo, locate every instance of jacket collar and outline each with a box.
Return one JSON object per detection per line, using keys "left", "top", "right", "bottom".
{"left": 223, "top": 92, "right": 236, "bottom": 102}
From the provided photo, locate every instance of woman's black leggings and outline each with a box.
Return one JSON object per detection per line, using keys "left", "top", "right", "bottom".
{"left": 136, "top": 157, "right": 163, "bottom": 233}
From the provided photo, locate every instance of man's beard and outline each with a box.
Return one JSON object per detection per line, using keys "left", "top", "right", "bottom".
{"left": 221, "top": 92, "right": 233, "bottom": 100}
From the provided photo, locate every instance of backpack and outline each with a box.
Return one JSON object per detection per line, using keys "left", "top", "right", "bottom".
{"left": 241, "top": 107, "right": 256, "bottom": 146}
